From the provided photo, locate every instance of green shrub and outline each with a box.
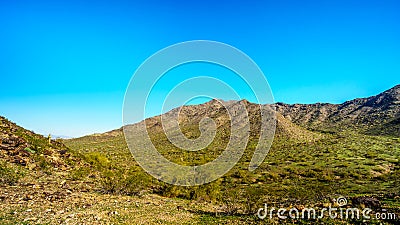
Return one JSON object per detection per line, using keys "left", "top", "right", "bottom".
{"left": 119, "top": 169, "right": 152, "bottom": 195}
{"left": 33, "top": 154, "right": 52, "bottom": 174}
{"left": 24, "top": 147, "right": 35, "bottom": 154}
{"left": 0, "top": 161, "right": 22, "bottom": 185}
{"left": 85, "top": 152, "right": 110, "bottom": 169}
{"left": 218, "top": 186, "right": 242, "bottom": 215}
{"left": 99, "top": 167, "right": 153, "bottom": 196}
{"left": 70, "top": 166, "right": 91, "bottom": 181}
{"left": 242, "top": 186, "right": 265, "bottom": 214}
{"left": 192, "top": 180, "right": 222, "bottom": 202}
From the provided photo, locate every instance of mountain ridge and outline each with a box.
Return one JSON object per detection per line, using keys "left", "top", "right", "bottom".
{"left": 119, "top": 84, "right": 400, "bottom": 139}
{"left": 274, "top": 84, "right": 400, "bottom": 136}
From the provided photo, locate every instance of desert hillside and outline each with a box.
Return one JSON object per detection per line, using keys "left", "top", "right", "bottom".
{"left": 1, "top": 85, "right": 400, "bottom": 224}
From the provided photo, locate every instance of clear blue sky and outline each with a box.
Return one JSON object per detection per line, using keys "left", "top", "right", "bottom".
{"left": 0, "top": 0, "right": 399, "bottom": 137}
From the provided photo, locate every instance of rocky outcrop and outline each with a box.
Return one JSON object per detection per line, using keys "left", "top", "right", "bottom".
{"left": 0, "top": 116, "right": 73, "bottom": 169}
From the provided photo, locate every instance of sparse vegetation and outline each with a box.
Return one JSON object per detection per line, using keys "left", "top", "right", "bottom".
{"left": 0, "top": 159, "right": 23, "bottom": 185}
{"left": 1, "top": 85, "right": 400, "bottom": 224}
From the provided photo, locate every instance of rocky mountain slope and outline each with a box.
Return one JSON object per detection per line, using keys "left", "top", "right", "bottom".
{"left": 124, "top": 84, "right": 399, "bottom": 144}
{"left": 126, "top": 99, "right": 322, "bottom": 145}
{"left": 0, "top": 116, "right": 76, "bottom": 172}
{"left": 274, "top": 84, "right": 400, "bottom": 136}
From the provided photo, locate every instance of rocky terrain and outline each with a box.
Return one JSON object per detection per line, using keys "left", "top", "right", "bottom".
{"left": 274, "top": 84, "right": 400, "bottom": 135}
{"left": 0, "top": 116, "right": 75, "bottom": 172}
